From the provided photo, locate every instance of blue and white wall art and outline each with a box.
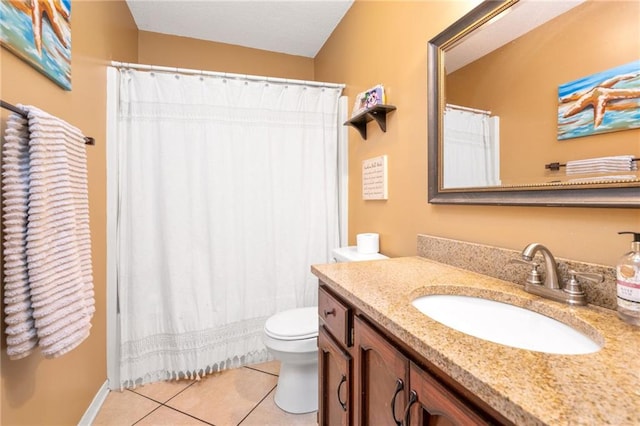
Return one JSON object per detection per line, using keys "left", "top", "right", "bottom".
{"left": 558, "top": 60, "right": 640, "bottom": 140}
{"left": 1, "top": 0, "right": 72, "bottom": 90}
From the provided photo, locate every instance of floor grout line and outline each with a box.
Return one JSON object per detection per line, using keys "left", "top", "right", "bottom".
{"left": 124, "top": 389, "right": 216, "bottom": 426}
{"left": 236, "top": 384, "right": 278, "bottom": 425}
{"left": 124, "top": 389, "right": 166, "bottom": 406}
{"left": 96, "top": 363, "right": 298, "bottom": 426}
{"left": 131, "top": 404, "right": 164, "bottom": 426}
{"left": 244, "top": 365, "right": 279, "bottom": 377}
{"left": 129, "top": 380, "right": 197, "bottom": 404}
{"left": 158, "top": 404, "right": 216, "bottom": 425}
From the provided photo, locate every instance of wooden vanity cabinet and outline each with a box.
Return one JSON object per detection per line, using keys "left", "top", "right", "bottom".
{"left": 318, "top": 283, "right": 506, "bottom": 426}
{"left": 318, "top": 286, "right": 353, "bottom": 425}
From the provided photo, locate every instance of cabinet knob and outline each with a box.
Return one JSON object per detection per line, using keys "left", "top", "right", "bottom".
{"left": 324, "top": 308, "right": 336, "bottom": 317}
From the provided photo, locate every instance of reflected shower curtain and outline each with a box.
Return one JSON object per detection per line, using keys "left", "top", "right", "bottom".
{"left": 113, "top": 68, "right": 341, "bottom": 388}
{"left": 443, "top": 107, "right": 500, "bottom": 188}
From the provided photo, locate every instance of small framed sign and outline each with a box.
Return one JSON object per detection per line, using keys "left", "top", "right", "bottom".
{"left": 362, "top": 155, "right": 388, "bottom": 200}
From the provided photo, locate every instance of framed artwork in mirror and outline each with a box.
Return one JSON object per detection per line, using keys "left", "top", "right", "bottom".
{"left": 558, "top": 60, "right": 640, "bottom": 140}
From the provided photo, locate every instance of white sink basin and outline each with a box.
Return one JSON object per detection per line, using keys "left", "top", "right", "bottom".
{"left": 411, "top": 294, "right": 601, "bottom": 355}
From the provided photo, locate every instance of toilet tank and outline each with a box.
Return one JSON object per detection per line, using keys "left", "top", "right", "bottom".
{"left": 332, "top": 246, "right": 389, "bottom": 262}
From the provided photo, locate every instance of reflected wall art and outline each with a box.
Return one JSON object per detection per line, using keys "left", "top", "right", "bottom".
{"left": 558, "top": 61, "right": 640, "bottom": 140}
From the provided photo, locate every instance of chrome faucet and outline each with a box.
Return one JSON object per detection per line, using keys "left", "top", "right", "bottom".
{"left": 512, "top": 243, "right": 603, "bottom": 306}
{"left": 521, "top": 243, "right": 561, "bottom": 290}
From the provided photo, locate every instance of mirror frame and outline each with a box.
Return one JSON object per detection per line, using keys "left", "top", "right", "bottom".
{"left": 427, "top": 0, "right": 640, "bottom": 208}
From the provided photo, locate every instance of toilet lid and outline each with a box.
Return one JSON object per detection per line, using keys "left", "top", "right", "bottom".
{"left": 264, "top": 307, "right": 318, "bottom": 340}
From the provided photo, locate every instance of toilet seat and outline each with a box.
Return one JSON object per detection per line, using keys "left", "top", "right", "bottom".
{"left": 264, "top": 307, "right": 318, "bottom": 340}
{"left": 263, "top": 333, "right": 317, "bottom": 354}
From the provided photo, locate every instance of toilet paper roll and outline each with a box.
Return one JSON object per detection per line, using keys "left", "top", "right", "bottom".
{"left": 356, "top": 233, "right": 380, "bottom": 254}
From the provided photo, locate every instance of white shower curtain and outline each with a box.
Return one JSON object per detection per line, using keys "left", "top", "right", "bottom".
{"left": 110, "top": 67, "right": 341, "bottom": 388}
{"left": 443, "top": 107, "right": 500, "bottom": 188}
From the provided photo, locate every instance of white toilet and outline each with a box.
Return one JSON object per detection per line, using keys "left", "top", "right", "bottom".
{"left": 263, "top": 307, "right": 319, "bottom": 414}
{"left": 263, "top": 246, "right": 388, "bottom": 414}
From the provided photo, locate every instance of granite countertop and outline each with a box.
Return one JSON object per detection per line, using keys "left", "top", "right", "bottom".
{"left": 311, "top": 256, "right": 640, "bottom": 426}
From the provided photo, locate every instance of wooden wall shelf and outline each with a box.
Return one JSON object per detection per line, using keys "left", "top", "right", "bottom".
{"left": 344, "top": 104, "right": 396, "bottom": 140}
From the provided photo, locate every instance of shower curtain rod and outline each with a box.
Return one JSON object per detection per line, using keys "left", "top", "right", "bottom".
{"left": 446, "top": 103, "right": 491, "bottom": 115}
{"left": 110, "top": 61, "right": 346, "bottom": 90}
{"left": 1, "top": 100, "right": 95, "bottom": 145}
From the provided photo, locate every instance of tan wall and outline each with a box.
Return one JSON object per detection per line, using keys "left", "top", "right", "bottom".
{"left": 447, "top": 1, "right": 640, "bottom": 184}
{"left": 315, "top": 0, "right": 640, "bottom": 266}
{"left": 0, "top": 1, "right": 138, "bottom": 424}
{"left": 138, "top": 31, "right": 315, "bottom": 80}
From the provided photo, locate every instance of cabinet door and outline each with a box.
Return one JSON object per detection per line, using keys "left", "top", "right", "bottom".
{"left": 354, "top": 316, "right": 409, "bottom": 426}
{"left": 405, "top": 362, "right": 491, "bottom": 426}
{"left": 318, "top": 326, "right": 351, "bottom": 426}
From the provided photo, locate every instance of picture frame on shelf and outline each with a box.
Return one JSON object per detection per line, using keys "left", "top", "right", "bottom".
{"left": 352, "top": 84, "right": 386, "bottom": 117}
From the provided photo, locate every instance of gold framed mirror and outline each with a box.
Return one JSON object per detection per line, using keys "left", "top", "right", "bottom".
{"left": 427, "top": 0, "right": 639, "bottom": 207}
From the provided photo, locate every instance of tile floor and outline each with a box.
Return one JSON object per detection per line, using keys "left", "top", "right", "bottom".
{"left": 93, "top": 361, "right": 318, "bottom": 425}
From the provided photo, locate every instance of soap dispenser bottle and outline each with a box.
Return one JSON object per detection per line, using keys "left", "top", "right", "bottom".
{"left": 616, "top": 231, "right": 640, "bottom": 326}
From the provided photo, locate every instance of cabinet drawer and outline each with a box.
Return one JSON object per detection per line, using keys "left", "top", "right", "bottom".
{"left": 319, "top": 286, "right": 352, "bottom": 347}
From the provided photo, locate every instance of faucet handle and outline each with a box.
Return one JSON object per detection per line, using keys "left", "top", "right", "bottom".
{"left": 568, "top": 270, "right": 604, "bottom": 284}
{"left": 509, "top": 258, "right": 543, "bottom": 286}
{"left": 563, "top": 270, "right": 603, "bottom": 298}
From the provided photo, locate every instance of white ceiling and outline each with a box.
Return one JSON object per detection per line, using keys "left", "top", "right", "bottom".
{"left": 125, "top": 0, "right": 586, "bottom": 67}
{"left": 125, "top": 0, "right": 354, "bottom": 58}
{"left": 446, "top": 0, "right": 586, "bottom": 73}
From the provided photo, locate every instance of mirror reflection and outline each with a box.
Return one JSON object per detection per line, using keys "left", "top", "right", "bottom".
{"left": 441, "top": 0, "right": 640, "bottom": 190}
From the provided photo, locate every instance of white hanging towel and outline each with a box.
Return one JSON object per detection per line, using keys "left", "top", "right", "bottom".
{"left": 2, "top": 113, "right": 39, "bottom": 360}
{"left": 25, "top": 105, "right": 94, "bottom": 358}
{"left": 566, "top": 155, "right": 637, "bottom": 175}
{"left": 2, "top": 105, "right": 94, "bottom": 359}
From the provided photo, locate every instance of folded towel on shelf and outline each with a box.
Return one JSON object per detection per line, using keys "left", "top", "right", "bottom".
{"left": 566, "top": 155, "right": 637, "bottom": 175}
{"left": 1, "top": 105, "right": 94, "bottom": 359}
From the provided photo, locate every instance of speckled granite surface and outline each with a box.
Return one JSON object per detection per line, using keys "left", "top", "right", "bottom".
{"left": 417, "top": 234, "right": 617, "bottom": 310}
{"left": 311, "top": 256, "right": 640, "bottom": 425}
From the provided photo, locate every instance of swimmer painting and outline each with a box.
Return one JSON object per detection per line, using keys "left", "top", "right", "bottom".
{"left": 558, "top": 60, "right": 640, "bottom": 140}
{"left": 0, "top": 0, "right": 72, "bottom": 90}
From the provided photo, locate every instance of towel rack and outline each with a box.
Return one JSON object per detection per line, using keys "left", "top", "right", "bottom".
{"left": 1, "top": 100, "right": 95, "bottom": 146}
{"left": 545, "top": 158, "right": 639, "bottom": 171}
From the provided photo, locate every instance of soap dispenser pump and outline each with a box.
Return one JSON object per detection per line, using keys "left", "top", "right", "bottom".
{"left": 616, "top": 231, "right": 640, "bottom": 326}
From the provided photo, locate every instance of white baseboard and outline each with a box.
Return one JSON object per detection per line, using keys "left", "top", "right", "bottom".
{"left": 78, "top": 380, "right": 110, "bottom": 426}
